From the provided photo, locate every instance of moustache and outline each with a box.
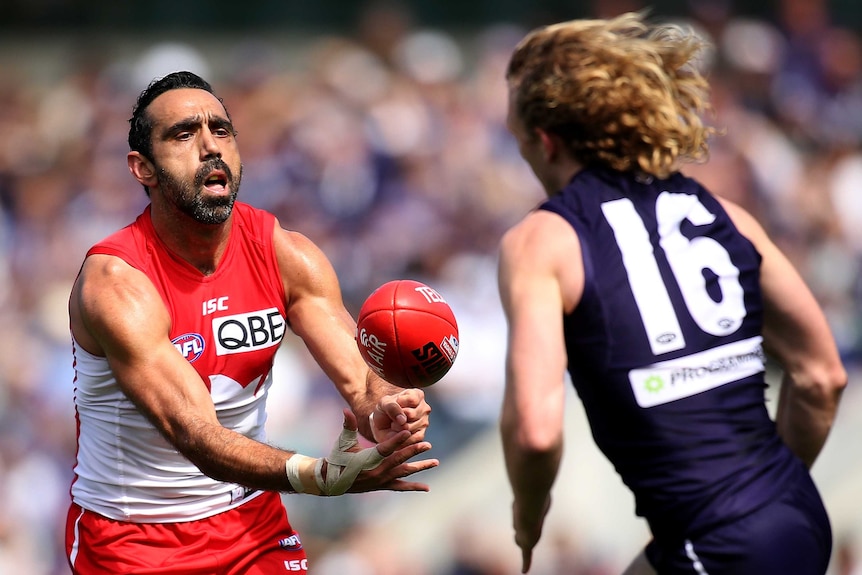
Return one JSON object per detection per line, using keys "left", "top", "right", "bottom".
{"left": 194, "top": 159, "right": 235, "bottom": 188}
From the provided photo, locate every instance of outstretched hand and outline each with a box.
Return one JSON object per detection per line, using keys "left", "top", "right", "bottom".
{"left": 338, "top": 408, "right": 438, "bottom": 493}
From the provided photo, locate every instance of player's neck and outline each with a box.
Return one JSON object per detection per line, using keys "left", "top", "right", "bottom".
{"left": 542, "top": 161, "right": 583, "bottom": 196}
{"left": 149, "top": 204, "right": 232, "bottom": 276}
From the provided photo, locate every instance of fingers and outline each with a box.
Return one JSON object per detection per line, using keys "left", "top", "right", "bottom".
{"left": 397, "top": 457, "right": 439, "bottom": 477}
{"left": 521, "top": 548, "right": 533, "bottom": 573}
{"left": 513, "top": 498, "right": 544, "bottom": 574}
{"left": 392, "top": 387, "right": 426, "bottom": 408}
{"left": 355, "top": 457, "right": 439, "bottom": 493}
{"left": 375, "top": 388, "right": 431, "bottom": 441}
{"left": 383, "top": 438, "right": 433, "bottom": 464}
{"left": 374, "top": 429, "right": 413, "bottom": 457}
{"left": 382, "top": 480, "right": 431, "bottom": 492}
{"left": 380, "top": 388, "right": 428, "bottom": 423}
{"left": 346, "top": 388, "right": 437, "bottom": 493}
{"left": 341, "top": 408, "right": 358, "bottom": 431}
{"left": 380, "top": 443, "right": 438, "bottom": 483}
{"left": 348, "top": 439, "right": 439, "bottom": 493}
{"left": 377, "top": 458, "right": 439, "bottom": 491}
{"left": 378, "top": 396, "right": 408, "bottom": 427}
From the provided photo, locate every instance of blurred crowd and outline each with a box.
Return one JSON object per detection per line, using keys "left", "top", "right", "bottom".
{"left": 1, "top": 0, "right": 861, "bottom": 573}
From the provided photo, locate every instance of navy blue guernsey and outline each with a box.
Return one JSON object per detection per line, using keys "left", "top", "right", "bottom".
{"left": 541, "top": 166, "right": 804, "bottom": 543}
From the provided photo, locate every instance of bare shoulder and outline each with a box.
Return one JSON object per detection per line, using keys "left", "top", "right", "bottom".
{"left": 75, "top": 254, "right": 160, "bottom": 309}
{"left": 270, "top": 220, "right": 355, "bottom": 354}
{"left": 500, "top": 209, "right": 579, "bottom": 262}
{"left": 71, "top": 254, "right": 169, "bottom": 355}
{"left": 714, "top": 195, "right": 771, "bottom": 248}
{"left": 499, "top": 209, "right": 583, "bottom": 313}
{"left": 272, "top": 222, "right": 320, "bottom": 257}
{"left": 499, "top": 209, "right": 582, "bottom": 282}
{"left": 271, "top": 221, "right": 341, "bottom": 300}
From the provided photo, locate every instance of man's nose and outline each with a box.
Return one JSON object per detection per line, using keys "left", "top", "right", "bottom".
{"left": 200, "top": 128, "right": 221, "bottom": 158}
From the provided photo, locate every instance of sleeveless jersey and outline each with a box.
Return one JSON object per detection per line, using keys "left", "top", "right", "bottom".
{"left": 70, "top": 202, "right": 287, "bottom": 523}
{"left": 540, "top": 167, "right": 805, "bottom": 542}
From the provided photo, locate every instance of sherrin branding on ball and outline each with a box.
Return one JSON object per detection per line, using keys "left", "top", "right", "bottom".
{"left": 356, "top": 279, "right": 459, "bottom": 388}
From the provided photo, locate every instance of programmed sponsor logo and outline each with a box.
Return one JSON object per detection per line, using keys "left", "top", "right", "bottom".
{"left": 629, "top": 336, "right": 765, "bottom": 408}
{"left": 212, "top": 307, "right": 286, "bottom": 356}
{"left": 172, "top": 333, "right": 205, "bottom": 363}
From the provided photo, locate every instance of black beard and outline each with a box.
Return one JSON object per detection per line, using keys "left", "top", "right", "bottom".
{"left": 155, "top": 159, "right": 242, "bottom": 225}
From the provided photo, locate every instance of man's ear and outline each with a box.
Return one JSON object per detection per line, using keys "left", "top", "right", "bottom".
{"left": 536, "top": 128, "right": 560, "bottom": 162}
{"left": 128, "top": 152, "right": 157, "bottom": 189}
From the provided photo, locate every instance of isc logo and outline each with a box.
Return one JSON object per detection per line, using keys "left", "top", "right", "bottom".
{"left": 283, "top": 559, "right": 308, "bottom": 572}
{"left": 203, "top": 296, "right": 229, "bottom": 315}
{"left": 212, "top": 307, "right": 286, "bottom": 356}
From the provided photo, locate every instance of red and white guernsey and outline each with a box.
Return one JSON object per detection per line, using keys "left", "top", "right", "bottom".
{"left": 70, "top": 202, "right": 287, "bottom": 523}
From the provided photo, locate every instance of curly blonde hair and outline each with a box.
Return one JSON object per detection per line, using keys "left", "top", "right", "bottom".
{"left": 507, "top": 12, "right": 715, "bottom": 179}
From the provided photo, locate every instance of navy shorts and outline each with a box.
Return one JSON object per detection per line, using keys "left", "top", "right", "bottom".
{"left": 645, "top": 475, "right": 832, "bottom": 574}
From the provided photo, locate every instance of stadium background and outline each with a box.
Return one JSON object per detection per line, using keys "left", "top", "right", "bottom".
{"left": 1, "top": 0, "right": 861, "bottom": 573}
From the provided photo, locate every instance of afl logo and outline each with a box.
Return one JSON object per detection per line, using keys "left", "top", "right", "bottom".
{"left": 278, "top": 534, "right": 303, "bottom": 550}
{"left": 172, "top": 333, "right": 205, "bottom": 363}
{"left": 656, "top": 333, "right": 677, "bottom": 344}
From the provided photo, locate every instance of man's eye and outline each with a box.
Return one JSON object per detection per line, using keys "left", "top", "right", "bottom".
{"left": 176, "top": 132, "right": 193, "bottom": 140}
{"left": 213, "top": 128, "right": 231, "bottom": 137}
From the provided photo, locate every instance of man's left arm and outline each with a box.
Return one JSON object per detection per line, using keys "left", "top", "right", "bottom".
{"left": 273, "top": 223, "right": 431, "bottom": 443}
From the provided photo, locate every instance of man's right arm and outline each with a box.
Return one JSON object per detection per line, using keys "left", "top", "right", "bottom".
{"left": 498, "top": 210, "right": 582, "bottom": 573}
{"left": 718, "top": 197, "right": 847, "bottom": 467}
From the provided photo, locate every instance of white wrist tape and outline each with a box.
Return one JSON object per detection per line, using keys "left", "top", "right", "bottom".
{"left": 285, "top": 454, "right": 322, "bottom": 495}
{"left": 320, "top": 427, "right": 385, "bottom": 495}
{"left": 285, "top": 428, "right": 385, "bottom": 496}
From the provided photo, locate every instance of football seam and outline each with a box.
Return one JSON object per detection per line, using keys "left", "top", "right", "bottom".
{"left": 392, "top": 283, "right": 410, "bottom": 386}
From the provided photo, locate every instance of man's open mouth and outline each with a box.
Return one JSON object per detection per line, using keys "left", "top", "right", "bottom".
{"left": 203, "top": 171, "right": 228, "bottom": 191}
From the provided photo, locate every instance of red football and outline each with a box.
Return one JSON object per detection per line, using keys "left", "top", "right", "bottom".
{"left": 356, "top": 280, "right": 459, "bottom": 388}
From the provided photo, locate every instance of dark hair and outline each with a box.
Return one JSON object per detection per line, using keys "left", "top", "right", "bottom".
{"left": 128, "top": 71, "right": 227, "bottom": 160}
